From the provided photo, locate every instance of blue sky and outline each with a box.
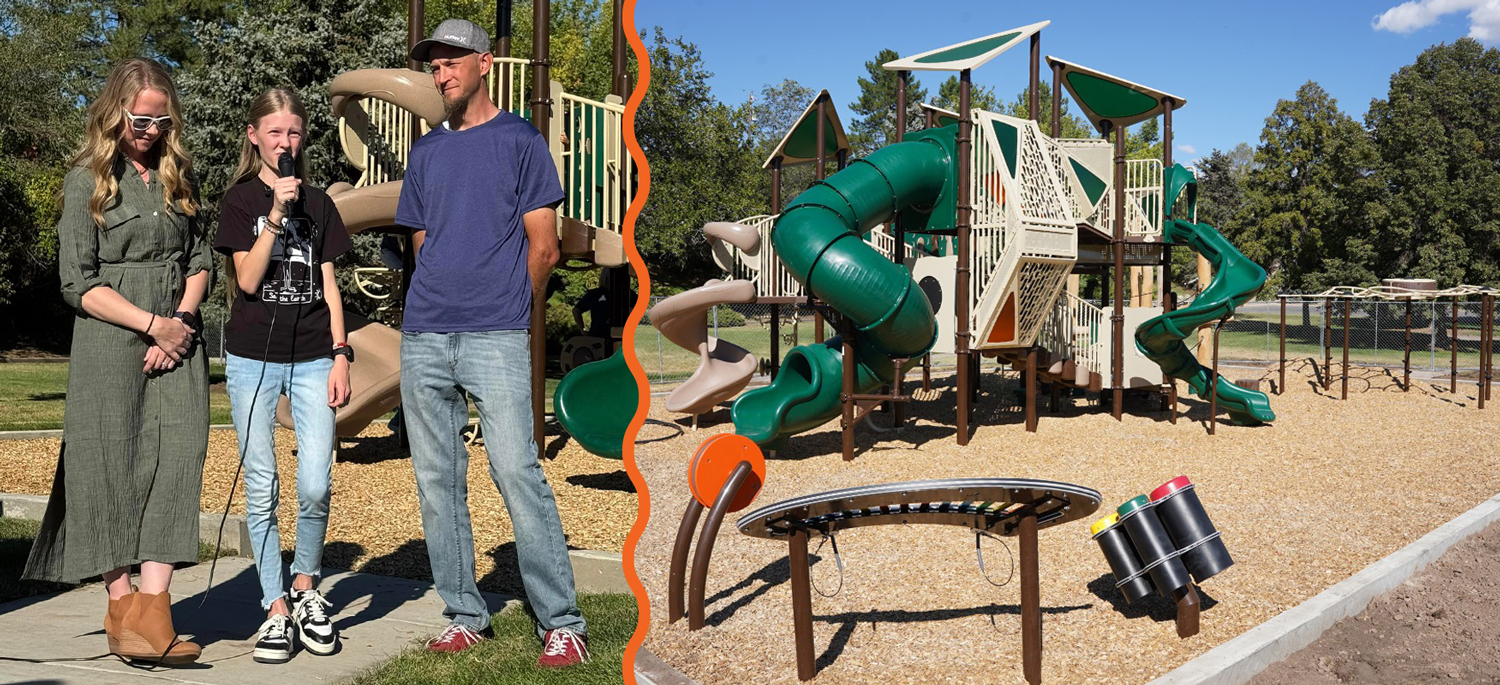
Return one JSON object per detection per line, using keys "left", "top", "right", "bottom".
{"left": 636, "top": 0, "right": 1495, "bottom": 164}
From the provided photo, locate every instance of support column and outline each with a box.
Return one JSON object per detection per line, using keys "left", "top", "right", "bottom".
{"left": 529, "top": 0, "right": 552, "bottom": 453}
{"left": 1342, "top": 298, "right": 1351, "bottom": 401}
{"left": 788, "top": 529, "right": 816, "bottom": 681}
{"left": 1452, "top": 297, "right": 1459, "bottom": 394}
{"left": 1020, "top": 511, "right": 1042, "bottom": 685}
{"left": 611, "top": 0, "right": 626, "bottom": 98}
{"left": 1209, "top": 322, "right": 1220, "bottom": 436}
{"left": 813, "top": 97, "right": 827, "bottom": 344}
{"left": 956, "top": 69, "right": 974, "bottom": 445}
{"left": 1279, "top": 296, "right": 1286, "bottom": 394}
{"left": 407, "top": 0, "right": 425, "bottom": 71}
{"left": 1161, "top": 99, "right": 1176, "bottom": 413}
{"left": 1111, "top": 121, "right": 1126, "bottom": 419}
{"left": 496, "top": 0, "right": 512, "bottom": 104}
{"left": 1404, "top": 297, "right": 1412, "bottom": 391}
{"left": 1028, "top": 32, "right": 1040, "bottom": 122}
{"left": 893, "top": 70, "right": 909, "bottom": 427}
{"left": 1025, "top": 347, "right": 1037, "bottom": 432}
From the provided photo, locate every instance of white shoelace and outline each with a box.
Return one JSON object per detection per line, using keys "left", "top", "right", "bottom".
{"left": 428, "top": 623, "right": 480, "bottom": 647}
{"left": 543, "top": 629, "right": 589, "bottom": 662}
{"left": 259, "top": 614, "right": 291, "bottom": 641}
{"left": 294, "top": 589, "right": 333, "bottom": 624}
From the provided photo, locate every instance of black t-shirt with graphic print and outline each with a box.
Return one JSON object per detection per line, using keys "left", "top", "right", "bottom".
{"left": 214, "top": 177, "right": 353, "bottom": 363}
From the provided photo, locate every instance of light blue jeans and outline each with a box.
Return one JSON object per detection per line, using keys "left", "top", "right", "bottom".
{"left": 400, "top": 329, "right": 585, "bottom": 636}
{"left": 225, "top": 353, "right": 336, "bottom": 610}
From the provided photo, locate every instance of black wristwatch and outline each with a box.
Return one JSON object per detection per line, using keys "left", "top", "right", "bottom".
{"left": 332, "top": 343, "right": 354, "bottom": 363}
{"left": 172, "top": 311, "right": 199, "bottom": 332}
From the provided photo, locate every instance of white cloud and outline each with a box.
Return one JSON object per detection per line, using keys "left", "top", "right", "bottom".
{"left": 1373, "top": 0, "right": 1500, "bottom": 41}
{"left": 1176, "top": 144, "right": 1197, "bottom": 155}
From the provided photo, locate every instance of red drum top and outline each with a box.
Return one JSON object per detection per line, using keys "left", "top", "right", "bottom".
{"left": 1150, "top": 475, "right": 1193, "bottom": 502}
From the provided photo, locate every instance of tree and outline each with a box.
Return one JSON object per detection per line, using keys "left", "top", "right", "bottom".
{"left": 1367, "top": 38, "right": 1500, "bottom": 287}
{"left": 175, "top": 0, "right": 410, "bottom": 320}
{"left": 1000, "top": 81, "right": 1091, "bottom": 139}
{"left": 632, "top": 28, "right": 760, "bottom": 291}
{"left": 1236, "top": 82, "right": 1380, "bottom": 292}
{"left": 743, "top": 79, "right": 819, "bottom": 209}
{"left": 847, "top": 49, "right": 928, "bottom": 156}
{"left": 933, "top": 74, "right": 999, "bottom": 114}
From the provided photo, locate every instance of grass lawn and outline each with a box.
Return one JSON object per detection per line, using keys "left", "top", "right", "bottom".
{"left": 0, "top": 517, "right": 238, "bottom": 604}
{"left": 0, "top": 362, "right": 561, "bottom": 432}
{"left": 345, "top": 593, "right": 636, "bottom": 685}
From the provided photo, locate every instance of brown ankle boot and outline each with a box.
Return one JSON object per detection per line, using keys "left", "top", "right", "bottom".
{"left": 104, "top": 591, "right": 135, "bottom": 655}
{"left": 116, "top": 591, "right": 201, "bottom": 664}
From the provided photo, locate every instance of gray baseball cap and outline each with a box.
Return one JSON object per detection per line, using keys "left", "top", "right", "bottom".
{"left": 410, "top": 19, "right": 491, "bottom": 62}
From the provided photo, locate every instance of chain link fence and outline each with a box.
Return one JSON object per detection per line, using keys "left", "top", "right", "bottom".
{"left": 634, "top": 295, "right": 1498, "bottom": 384}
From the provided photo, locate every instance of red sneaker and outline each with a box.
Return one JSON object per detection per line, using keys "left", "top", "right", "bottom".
{"left": 537, "top": 628, "right": 589, "bottom": 668}
{"left": 426, "top": 623, "right": 486, "bottom": 653}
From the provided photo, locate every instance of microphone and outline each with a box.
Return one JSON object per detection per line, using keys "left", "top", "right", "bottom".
{"left": 277, "top": 151, "right": 295, "bottom": 178}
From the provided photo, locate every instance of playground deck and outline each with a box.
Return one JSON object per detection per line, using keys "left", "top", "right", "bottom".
{"left": 633, "top": 361, "right": 1500, "bottom": 684}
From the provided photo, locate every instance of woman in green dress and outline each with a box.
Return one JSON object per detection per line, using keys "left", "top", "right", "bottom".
{"left": 23, "top": 58, "right": 212, "bottom": 665}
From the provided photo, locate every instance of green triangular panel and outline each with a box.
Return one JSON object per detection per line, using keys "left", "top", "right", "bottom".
{"left": 1065, "top": 71, "right": 1158, "bottom": 120}
{"left": 784, "top": 114, "right": 842, "bottom": 160}
{"left": 992, "top": 120, "right": 1018, "bottom": 176}
{"left": 915, "top": 32, "right": 1020, "bottom": 64}
{"left": 1069, "top": 157, "right": 1107, "bottom": 207}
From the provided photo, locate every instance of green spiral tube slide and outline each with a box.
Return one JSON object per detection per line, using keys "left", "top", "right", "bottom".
{"left": 731, "top": 137, "right": 954, "bottom": 448}
{"left": 1134, "top": 217, "right": 1275, "bottom": 425}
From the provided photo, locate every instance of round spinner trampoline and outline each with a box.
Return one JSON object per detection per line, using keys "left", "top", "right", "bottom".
{"left": 735, "top": 477, "right": 1102, "bottom": 540}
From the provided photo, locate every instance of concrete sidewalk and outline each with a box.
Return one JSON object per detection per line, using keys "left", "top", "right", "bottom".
{"left": 0, "top": 557, "right": 516, "bottom": 684}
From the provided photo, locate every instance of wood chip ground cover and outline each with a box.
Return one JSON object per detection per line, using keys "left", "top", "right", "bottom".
{"left": 633, "top": 361, "right": 1500, "bottom": 685}
{"left": 0, "top": 423, "right": 635, "bottom": 595}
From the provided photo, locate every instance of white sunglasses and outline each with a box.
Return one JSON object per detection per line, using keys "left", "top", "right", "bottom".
{"left": 125, "top": 111, "right": 173, "bottom": 133}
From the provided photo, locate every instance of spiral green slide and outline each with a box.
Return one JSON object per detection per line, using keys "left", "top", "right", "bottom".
{"left": 1134, "top": 165, "right": 1274, "bottom": 425}
{"left": 730, "top": 131, "right": 955, "bottom": 449}
{"left": 554, "top": 347, "right": 639, "bottom": 458}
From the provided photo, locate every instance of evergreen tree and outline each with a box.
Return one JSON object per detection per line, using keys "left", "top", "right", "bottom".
{"left": 848, "top": 48, "right": 928, "bottom": 156}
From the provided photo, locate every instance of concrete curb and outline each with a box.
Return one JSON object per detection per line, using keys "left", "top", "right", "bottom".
{"left": 1, "top": 492, "right": 629, "bottom": 593}
{"left": 634, "top": 646, "right": 702, "bottom": 685}
{"left": 1147, "top": 492, "right": 1500, "bottom": 685}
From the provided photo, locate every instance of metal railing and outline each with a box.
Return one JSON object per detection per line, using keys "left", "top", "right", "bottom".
{"left": 490, "top": 57, "right": 531, "bottom": 118}
{"left": 347, "top": 98, "right": 421, "bottom": 188}
{"left": 559, "top": 91, "right": 632, "bottom": 232}
{"left": 1037, "top": 290, "right": 1105, "bottom": 373}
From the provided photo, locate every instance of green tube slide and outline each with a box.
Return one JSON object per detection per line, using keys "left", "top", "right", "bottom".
{"left": 554, "top": 347, "right": 639, "bottom": 459}
{"left": 731, "top": 137, "right": 954, "bottom": 448}
{"left": 1135, "top": 217, "right": 1275, "bottom": 425}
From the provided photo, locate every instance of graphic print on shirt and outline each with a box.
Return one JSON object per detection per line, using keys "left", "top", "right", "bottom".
{"left": 256, "top": 216, "right": 322, "bottom": 305}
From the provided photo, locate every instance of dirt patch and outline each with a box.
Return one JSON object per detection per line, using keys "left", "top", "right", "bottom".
{"left": 1249, "top": 520, "right": 1500, "bottom": 685}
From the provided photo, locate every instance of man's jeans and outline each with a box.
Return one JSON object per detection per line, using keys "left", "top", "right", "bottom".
{"left": 225, "top": 353, "right": 336, "bottom": 610}
{"left": 400, "top": 329, "right": 585, "bottom": 635}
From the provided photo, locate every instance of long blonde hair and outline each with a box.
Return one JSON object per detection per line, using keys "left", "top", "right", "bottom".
{"left": 231, "top": 88, "right": 309, "bottom": 186}
{"left": 71, "top": 58, "right": 197, "bottom": 227}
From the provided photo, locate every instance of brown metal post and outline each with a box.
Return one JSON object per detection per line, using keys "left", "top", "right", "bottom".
{"left": 496, "top": 0, "right": 512, "bottom": 105}
{"left": 611, "top": 0, "right": 626, "bottom": 97}
{"left": 529, "top": 0, "right": 552, "bottom": 454}
{"left": 1279, "top": 296, "right": 1286, "bottom": 394}
{"left": 688, "top": 462, "right": 752, "bottom": 630}
{"left": 1452, "top": 297, "right": 1459, "bottom": 394}
{"left": 1342, "top": 298, "right": 1351, "bottom": 400}
{"left": 841, "top": 320, "right": 855, "bottom": 461}
{"left": 1483, "top": 295, "right": 1493, "bottom": 408}
{"left": 1111, "top": 121, "right": 1126, "bottom": 419}
{"left": 1028, "top": 33, "right": 1040, "bottom": 122}
{"left": 769, "top": 303, "right": 780, "bottom": 380}
{"left": 1209, "top": 322, "right": 1219, "bottom": 435}
{"left": 956, "top": 69, "right": 973, "bottom": 445}
{"left": 1025, "top": 347, "right": 1037, "bottom": 432}
{"left": 1404, "top": 297, "right": 1412, "bottom": 391}
{"left": 1161, "top": 99, "right": 1175, "bottom": 413}
{"left": 1019, "top": 510, "right": 1042, "bottom": 685}
{"left": 814, "top": 98, "right": 827, "bottom": 344}
{"left": 893, "top": 71, "right": 909, "bottom": 427}
{"left": 1050, "top": 62, "right": 1062, "bottom": 138}
{"left": 788, "top": 529, "right": 816, "bottom": 681}
{"left": 1174, "top": 585, "right": 1201, "bottom": 638}
{"left": 407, "top": 0, "right": 425, "bottom": 71}
{"left": 667, "top": 498, "right": 705, "bottom": 623}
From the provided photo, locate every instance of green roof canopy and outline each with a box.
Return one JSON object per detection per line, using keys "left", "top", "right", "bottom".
{"left": 762, "top": 90, "right": 850, "bottom": 169}
{"left": 1046, "top": 56, "right": 1185, "bottom": 133}
{"left": 882, "top": 20, "right": 1049, "bottom": 73}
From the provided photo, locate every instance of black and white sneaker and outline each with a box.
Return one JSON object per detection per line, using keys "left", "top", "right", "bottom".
{"left": 290, "top": 588, "right": 338, "bottom": 656}
{"left": 254, "top": 613, "right": 294, "bottom": 664}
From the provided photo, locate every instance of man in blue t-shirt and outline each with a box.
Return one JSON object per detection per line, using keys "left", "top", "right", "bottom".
{"left": 396, "top": 18, "right": 587, "bottom": 667}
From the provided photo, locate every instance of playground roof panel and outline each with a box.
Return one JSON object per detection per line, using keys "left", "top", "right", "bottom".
{"left": 1046, "top": 56, "right": 1185, "bottom": 133}
{"left": 762, "top": 90, "right": 850, "bottom": 169}
{"left": 882, "top": 21, "right": 1050, "bottom": 72}
{"left": 919, "top": 102, "right": 960, "bottom": 128}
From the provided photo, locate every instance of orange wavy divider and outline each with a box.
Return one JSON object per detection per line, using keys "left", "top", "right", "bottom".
{"left": 620, "top": 0, "right": 653, "bottom": 680}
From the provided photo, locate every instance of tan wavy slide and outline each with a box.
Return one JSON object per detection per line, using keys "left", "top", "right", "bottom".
{"left": 647, "top": 222, "right": 764, "bottom": 419}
